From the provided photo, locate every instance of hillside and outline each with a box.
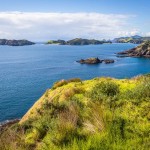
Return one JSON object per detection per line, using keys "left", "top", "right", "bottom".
{"left": 112, "top": 35, "right": 150, "bottom": 44}
{"left": 0, "top": 76, "right": 150, "bottom": 150}
{"left": 118, "top": 41, "right": 150, "bottom": 57}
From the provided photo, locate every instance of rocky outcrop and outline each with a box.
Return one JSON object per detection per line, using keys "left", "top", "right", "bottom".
{"left": 76, "top": 57, "right": 115, "bottom": 64}
{"left": 77, "top": 58, "right": 102, "bottom": 64}
{"left": 117, "top": 41, "right": 150, "bottom": 58}
{"left": 0, "top": 39, "right": 35, "bottom": 46}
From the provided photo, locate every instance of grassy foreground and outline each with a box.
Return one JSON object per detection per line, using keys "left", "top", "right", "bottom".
{"left": 0, "top": 76, "right": 150, "bottom": 150}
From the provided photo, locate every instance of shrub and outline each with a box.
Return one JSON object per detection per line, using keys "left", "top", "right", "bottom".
{"left": 63, "top": 87, "right": 84, "bottom": 100}
{"left": 52, "top": 80, "right": 68, "bottom": 89}
{"left": 67, "top": 78, "right": 82, "bottom": 83}
{"left": 88, "top": 81, "right": 119, "bottom": 102}
{"left": 123, "top": 78, "right": 150, "bottom": 100}
{"left": 133, "top": 79, "right": 150, "bottom": 99}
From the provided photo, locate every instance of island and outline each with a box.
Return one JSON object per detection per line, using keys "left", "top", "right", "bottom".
{"left": 112, "top": 35, "right": 150, "bottom": 44}
{"left": 0, "top": 75, "right": 149, "bottom": 150}
{"left": 117, "top": 41, "right": 150, "bottom": 58}
{"left": 0, "top": 39, "right": 35, "bottom": 46}
{"left": 46, "top": 38, "right": 112, "bottom": 45}
{"left": 76, "top": 57, "right": 115, "bottom": 64}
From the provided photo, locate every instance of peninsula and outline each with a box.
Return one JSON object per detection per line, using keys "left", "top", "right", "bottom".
{"left": 117, "top": 41, "right": 150, "bottom": 58}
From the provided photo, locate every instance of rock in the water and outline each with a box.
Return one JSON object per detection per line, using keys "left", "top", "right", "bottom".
{"left": 77, "top": 57, "right": 115, "bottom": 64}
{"left": 77, "top": 57, "right": 102, "bottom": 64}
{"left": 103, "top": 59, "right": 115, "bottom": 64}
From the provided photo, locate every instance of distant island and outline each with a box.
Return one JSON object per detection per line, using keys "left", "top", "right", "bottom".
{"left": 46, "top": 38, "right": 112, "bottom": 45}
{"left": 1, "top": 36, "right": 150, "bottom": 46}
{"left": 112, "top": 35, "right": 150, "bottom": 44}
{"left": 0, "top": 39, "right": 35, "bottom": 46}
{"left": 117, "top": 41, "right": 150, "bottom": 58}
{"left": 46, "top": 36, "right": 150, "bottom": 45}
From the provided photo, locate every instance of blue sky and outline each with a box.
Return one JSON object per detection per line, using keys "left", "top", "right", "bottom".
{"left": 0, "top": 0, "right": 149, "bottom": 40}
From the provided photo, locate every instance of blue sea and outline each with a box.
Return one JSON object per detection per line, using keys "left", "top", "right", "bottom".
{"left": 0, "top": 43, "right": 150, "bottom": 122}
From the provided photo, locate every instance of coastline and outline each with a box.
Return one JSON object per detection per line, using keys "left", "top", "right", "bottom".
{"left": 0, "top": 119, "right": 20, "bottom": 132}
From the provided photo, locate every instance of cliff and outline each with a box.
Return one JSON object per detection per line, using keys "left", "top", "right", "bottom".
{"left": 0, "top": 76, "right": 149, "bottom": 150}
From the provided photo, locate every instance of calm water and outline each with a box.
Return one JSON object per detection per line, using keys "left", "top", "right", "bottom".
{"left": 0, "top": 43, "right": 150, "bottom": 122}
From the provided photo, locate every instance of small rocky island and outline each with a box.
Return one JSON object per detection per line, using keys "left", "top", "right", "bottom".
{"left": 117, "top": 41, "right": 150, "bottom": 58}
{"left": 0, "top": 39, "right": 35, "bottom": 46}
{"left": 76, "top": 57, "right": 114, "bottom": 64}
{"left": 46, "top": 38, "right": 112, "bottom": 45}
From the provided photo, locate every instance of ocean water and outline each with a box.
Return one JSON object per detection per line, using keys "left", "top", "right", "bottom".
{"left": 0, "top": 43, "right": 150, "bottom": 122}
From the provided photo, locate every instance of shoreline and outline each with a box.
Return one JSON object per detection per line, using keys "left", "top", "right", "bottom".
{"left": 0, "top": 119, "right": 20, "bottom": 132}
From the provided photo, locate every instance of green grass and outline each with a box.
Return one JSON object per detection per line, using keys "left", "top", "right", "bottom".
{"left": 0, "top": 76, "right": 150, "bottom": 150}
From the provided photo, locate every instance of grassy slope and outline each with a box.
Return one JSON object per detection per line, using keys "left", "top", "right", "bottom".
{"left": 0, "top": 76, "right": 150, "bottom": 150}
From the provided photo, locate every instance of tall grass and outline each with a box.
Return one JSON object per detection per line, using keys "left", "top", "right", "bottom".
{"left": 0, "top": 77, "right": 150, "bottom": 150}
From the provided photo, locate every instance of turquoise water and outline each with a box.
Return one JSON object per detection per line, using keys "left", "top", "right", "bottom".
{"left": 0, "top": 43, "right": 150, "bottom": 122}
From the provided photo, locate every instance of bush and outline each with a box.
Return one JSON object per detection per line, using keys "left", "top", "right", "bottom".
{"left": 63, "top": 87, "right": 84, "bottom": 100}
{"left": 133, "top": 79, "right": 150, "bottom": 99}
{"left": 52, "top": 80, "right": 68, "bottom": 89}
{"left": 123, "top": 78, "right": 150, "bottom": 100}
{"left": 88, "top": 81, "right": 119, "bottom": 102}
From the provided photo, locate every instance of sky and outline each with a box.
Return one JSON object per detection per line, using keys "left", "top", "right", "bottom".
{"left": 0, "top": 0, "right": 149, "bottom": 41}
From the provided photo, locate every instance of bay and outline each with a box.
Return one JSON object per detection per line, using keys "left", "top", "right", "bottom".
{"left": 0, "top": 43, "right": 150, "bottom": 122}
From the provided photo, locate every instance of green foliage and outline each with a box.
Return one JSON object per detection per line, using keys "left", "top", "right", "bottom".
{"left": 91, "top": 80, "right": 119, "bottom": 97}
{"left": 133, "top": 79, "right": 150, "bottom": 99}
{"left": 121, "top": 77, "right": 150, "bottom": 101}
{"left": 0, "top": 76, "right": 150, "bottom": 150}
{"left": 87, "top": 81, "right": 119, "bottom": 106}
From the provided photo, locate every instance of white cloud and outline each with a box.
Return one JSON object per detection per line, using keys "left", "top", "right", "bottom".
{"left": 144, "top": 32, "right": 150, "bottom": 37}
{"left": 117, "top": 29, "right": 141, "bottom": 37}
{"left": 0, "top": 12, "right": 137, "bottom": 41}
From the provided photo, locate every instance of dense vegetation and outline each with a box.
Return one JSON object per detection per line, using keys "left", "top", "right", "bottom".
{"left": 0, "top": 75, "right": 150, "bottom": 150}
